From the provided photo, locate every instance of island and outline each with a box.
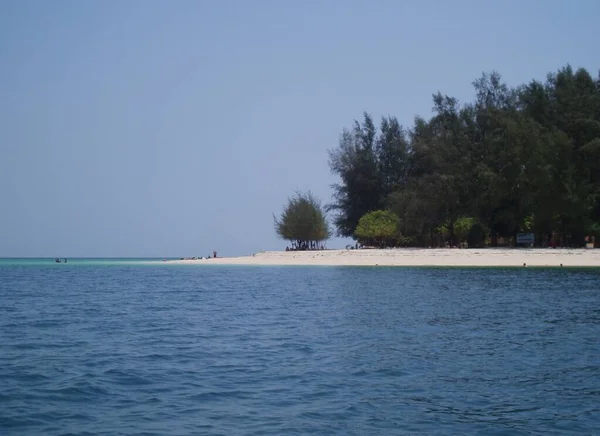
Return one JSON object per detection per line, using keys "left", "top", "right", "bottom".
{"left": 170, "top": 64, "right": 600, "bottom": 267}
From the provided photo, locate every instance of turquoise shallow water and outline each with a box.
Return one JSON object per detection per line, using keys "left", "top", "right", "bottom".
{"left": 1, "top": 261, "right": 599, "bottom": 435}
{"left": 0, "top": 258, "right": 167, "bottom": 266}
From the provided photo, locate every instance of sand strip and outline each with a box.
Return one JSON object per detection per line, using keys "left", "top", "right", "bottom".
{"left": 163, "top": 248, "right": 600, "bottom": 267}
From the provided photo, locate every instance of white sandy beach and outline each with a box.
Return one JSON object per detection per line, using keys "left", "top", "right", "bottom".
{"left": 166, "top": 248, "right": 600, "bottom": 267}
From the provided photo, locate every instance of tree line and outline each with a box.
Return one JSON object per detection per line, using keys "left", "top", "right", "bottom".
{"left": 275, "top": 64, "right": 600, "bottom": 248}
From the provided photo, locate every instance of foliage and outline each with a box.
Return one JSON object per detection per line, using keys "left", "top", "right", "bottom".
{"left": 273, "top": 191, "right": 330, "bottom": 248}
{"left": 588, "top": 222, "right": 600, "bottom": 247}
{"left": 454, "top": 217, "right": 477, "bottom": 243}
{"left": 327, "top": 113, "right": 385, "bottom": 237}
{"left": 467, "top": 223, "right": 488, "bottom": 248}
{"left": 437, "top": 217, "right": 479, "bottom": 244}
{"left": 327, "top": 64, "right": 600, "bottom": 247}
{"left": 354, "top": 210, "right": 399, "bottom": 247}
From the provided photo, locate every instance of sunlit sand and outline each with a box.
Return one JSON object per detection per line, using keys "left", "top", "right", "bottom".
{"left": 164, "top": 248, "right": 600, "bottom": 267}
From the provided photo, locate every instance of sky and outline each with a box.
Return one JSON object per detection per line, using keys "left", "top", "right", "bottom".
{"left": 0, "top": 0, "right": 598, "bottom": 258}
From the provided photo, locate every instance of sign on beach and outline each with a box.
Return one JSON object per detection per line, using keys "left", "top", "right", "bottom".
{"left": 516, "top": 233, "right": 535, "bottom": 245}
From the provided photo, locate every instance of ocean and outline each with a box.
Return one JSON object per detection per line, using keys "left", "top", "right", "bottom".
{"left": 1, "top": 259, "right": 599, "bottom": 435}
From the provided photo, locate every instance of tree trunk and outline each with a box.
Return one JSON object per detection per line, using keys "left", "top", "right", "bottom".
{"left": 491, "top": 231, "right": 498, "bottom": 247}
{"left": 448, "top": 220, "right": 455, "bottom": 246}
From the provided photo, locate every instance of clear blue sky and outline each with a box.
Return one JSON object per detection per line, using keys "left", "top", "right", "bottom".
{"left": 1, "top": 0, "right": 598, "bottom": 257}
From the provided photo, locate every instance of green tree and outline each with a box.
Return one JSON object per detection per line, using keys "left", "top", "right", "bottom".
{"left": 328, "top": 113, "right": 384, "bottom": 237}
{"left": 376, "top": 116, "right": 410, "bottom": 200}
{"left": 273, "top": 191, "right": 330, "bottom": 249}
{"left": 521, "top": 65, "right": 600, "bottom": 244}
{"left": 329, "top": 64, "right": 600, "bottom": 248}
{"left": 467, "top": 223, "right": 488, "bottom": 248}
{"left": 437, "top": 217, "right": 477, "bottom": 244}
{"left": 354, "top": 210, "right": 399, "bottom": 247}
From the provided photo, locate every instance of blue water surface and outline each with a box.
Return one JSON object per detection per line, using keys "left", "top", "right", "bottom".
{"left": 1, "top": 261, "right": 599, "bottom": 435}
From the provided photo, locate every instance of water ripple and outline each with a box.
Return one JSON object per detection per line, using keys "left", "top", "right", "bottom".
{"left": 0, "top": 265, "right": 599, "bottom": 434}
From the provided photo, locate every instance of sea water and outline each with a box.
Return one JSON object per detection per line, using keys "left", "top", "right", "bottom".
{"left": 1, "top": 260, "right": 599, "bottom": 435}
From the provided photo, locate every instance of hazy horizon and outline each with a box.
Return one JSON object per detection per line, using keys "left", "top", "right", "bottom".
{"left": 1, "top": 0, "right": 598, "bottom": 257}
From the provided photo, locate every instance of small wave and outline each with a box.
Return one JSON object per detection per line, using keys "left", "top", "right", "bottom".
{"left": 187, "top": 390, "right": 254, "bottom": 402}
{"left": 1, "top": 264, "right": 599, "bottom": 435}
{"left": 103, "top": 369, "right": 154, "bottom": 386}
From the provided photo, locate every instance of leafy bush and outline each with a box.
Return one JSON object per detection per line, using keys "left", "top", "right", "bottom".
{"left": 455, "top": 217, "right": 476, "bottom": 242}
{"left": 354, "top": 210, "right": 400, "bottom": 247}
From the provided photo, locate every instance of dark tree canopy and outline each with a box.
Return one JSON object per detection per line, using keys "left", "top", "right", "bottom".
{"left": 274, "top": 191, "right": 330, "bottom": 249}
{"left": 327, "top": 113, "right": 404, "bottom": 237}
{"left": 328, "top": 64, "right": 600, "bottom": 247}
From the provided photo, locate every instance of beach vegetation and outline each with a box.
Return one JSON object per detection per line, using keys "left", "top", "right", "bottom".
{"left": 354, "top": 210, "right": 400, "bottom": 248}
{"left": 467, "top": 222, "right": 488, "bottom": 248}
{"left": 273, "top": 191, "right": 330, "bottom": 250}
{"left": 328, "top": 64, "right": 600, "bottom": 247}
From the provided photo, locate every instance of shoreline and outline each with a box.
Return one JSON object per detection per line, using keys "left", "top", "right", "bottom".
{"left": 161, "top": 248, "right": 600, "bottom": 267}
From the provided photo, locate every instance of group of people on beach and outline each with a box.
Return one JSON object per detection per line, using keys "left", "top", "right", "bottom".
{"left": 179, "top": 251, "right": 218, "bottom": 260}
{"left": 162, "top": 251, "right": 218, "bottom": 262}
{"left": 285, "top": 241, "right": 325, "bottom": 251}
{"left": 345, "top": 243, "right": 364, "bottom": 250}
